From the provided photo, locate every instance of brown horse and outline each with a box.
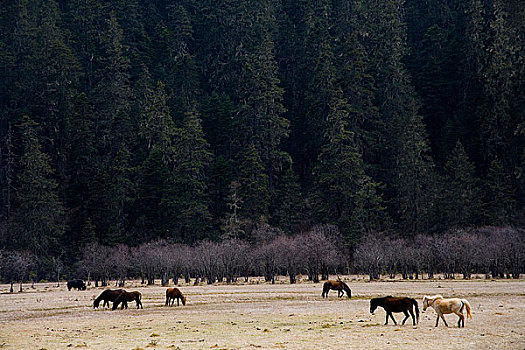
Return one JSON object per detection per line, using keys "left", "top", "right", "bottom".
{"left": 165, "top": 287, "right": 186, "bottom": 306}
{"left": 321, "top": 280, "right": 352, "bottom": 298}
{"left": 370, "top": 296, "right": 419, "bottom": 325}
{"left": 112, "top": 291, "right": 143, "bottom": 310}
{"left": 93, "top": 289, "right": 125, "bottom": 308}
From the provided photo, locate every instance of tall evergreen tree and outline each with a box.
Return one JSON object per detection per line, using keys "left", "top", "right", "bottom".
{"left": 300, "top": 1, "right": 336, "bottom": 187}
{"left": 162, "top": 108, "right": 212, "bottom": 242}
{"left": 236, "top": 143, "right": 270, "bottom": 229}
{"left": 11, "top": 116, "right": 65, "bottom": 258}
{"left": 483, "top": 157, "right": 516, "bottom": 225}
{"left": 313, "top": 89, "right": 385, "bottom": 243}
{"left": 441, "top": 141, "right": 481, "bottom": 228}
{"left": 236, "top": 34, "right": 289, "bottom": 188}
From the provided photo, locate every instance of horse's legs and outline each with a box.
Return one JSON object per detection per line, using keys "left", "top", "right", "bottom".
{"left": 408, "top": 308, "right": 416, "bottom": 325}
{"left": 455, "top": 313, "right": 464, "bottom": 327}
{"left": 177, "top": 297, "right": 180, "bottom": 306}
{"left": 338, "top": 290, "right": 343, "bottom": 298}
{"left": 435, "top": 314, "right": 440, "bottom": 327}
{"left": 401, "top": 310, "right": 409, "bottom": 325}
{"left": 385, "top": 312, "right": 396, "bottom": 325}
{"left": 440, "top": 314, "right": 448, "bottom": 327}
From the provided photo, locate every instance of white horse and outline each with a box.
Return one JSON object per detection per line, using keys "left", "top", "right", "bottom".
{"left": 422, "top": 295, "right": 472, "bottom": 327}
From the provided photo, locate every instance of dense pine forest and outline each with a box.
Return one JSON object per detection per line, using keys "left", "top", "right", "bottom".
{"left": 0, "top": 0, "right": 523, "bottom": 281}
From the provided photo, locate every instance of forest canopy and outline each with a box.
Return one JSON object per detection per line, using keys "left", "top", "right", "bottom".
{"left": 0, "top": 0, "right": 523, "bottom": 279}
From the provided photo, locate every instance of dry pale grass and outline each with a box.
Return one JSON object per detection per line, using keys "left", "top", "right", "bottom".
{"left": 0, "top": 276, "right": 524, "bottom": 350}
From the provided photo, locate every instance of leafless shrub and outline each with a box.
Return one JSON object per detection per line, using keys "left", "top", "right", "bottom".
{"left": 354, "top": 232, "right": 385, "bottom": 280}
{"left": 252, "top": 239, "right": 281, "bottom": 283}
{"left": 108, "top": 244, "right": 130, "bottom": 286}
{"left": 298, "top": 224, "right": 341, "bottom": 283}
{"left": 0, "top": 250, "right": 34, "bottom": 292}
{"left": 194, "top": 240, "right": 221, "bottom": 284}
{"left": 274, "top": 235, "right": 304, "bottom": 283}
{"left": 218, "top": 239, "right": 250, "bottom": 283}
{"left": 78, "top": 243, "right": 112, "bottom": 286}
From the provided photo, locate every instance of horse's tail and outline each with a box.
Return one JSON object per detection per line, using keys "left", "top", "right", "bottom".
{"left": 462, "top": 299, "right": 472, "bottom": 319}
{"left": 412, "top": 298, "right": 420, "bottom": 323}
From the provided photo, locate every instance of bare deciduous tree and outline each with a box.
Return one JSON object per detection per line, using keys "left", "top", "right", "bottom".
{"left": 354, "top": 232, "right": 385, "bottom": 280}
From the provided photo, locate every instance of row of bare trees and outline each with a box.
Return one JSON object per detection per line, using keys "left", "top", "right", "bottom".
{"left": 2, "top": 226, "right": 523, "bottom": 290}
{"left": 75, "top": 224, "right": 343, "bottom": 286}
{"left": 354, "top": 227, "right": 524, "bottom": 280}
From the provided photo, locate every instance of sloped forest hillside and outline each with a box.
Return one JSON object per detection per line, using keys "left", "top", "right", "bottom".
{"left": 0, "top": 0, "right": 523, "bottom": 279}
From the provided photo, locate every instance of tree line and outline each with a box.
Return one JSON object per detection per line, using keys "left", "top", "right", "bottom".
{"left": 0, "top": 0, "right": 523, "bottom": 279}
{"left": 1, "top": 226, "right": 523, "bottom": 291}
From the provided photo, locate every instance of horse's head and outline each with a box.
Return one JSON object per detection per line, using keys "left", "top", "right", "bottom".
{"left": 423, "top": 294, "right": 443, "bottom": 311}
{"left": 93, "top": 299, "right": 100, "bottom": 308}
{"left": 370, "top": 299, "right": 378, "bottom": 314}
{"left": 422, "top": 296, "right": 429, "bottom": 311}
{"left": 182, "top": 295, "right": 186, "bottom": 305}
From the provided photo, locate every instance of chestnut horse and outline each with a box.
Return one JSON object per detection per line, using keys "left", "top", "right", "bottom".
{"left": 93, "top": 289, "right": 125, "bottom": 308}
{"left": 112, "top": 291, "right": 143, "bottom": 310}
{"left": 422, "top": 295, "right": 472, "bottom": 327}
{"left": 370, "top": 296, "right": 419, "bottom": 325}
{"left": 321, "top": 280, "right": 352, "bottom": 298}
{"left": 165, "top": 287, "right": 186, "bottom": 306}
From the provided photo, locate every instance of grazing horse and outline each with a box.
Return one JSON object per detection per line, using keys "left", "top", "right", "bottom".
{"left": 93, "top": 289, "right": 125, "bottom": 308}
{"left": 321, "top": 280, "right": 352, "bottom": 298}
{"left": 165, "top": 287, "right": 186, "bottom": 306}
{"left": 422, "top": 295, "right": 472, "bottom": 327}
{"left": 370, "top": 296, "right": 419, "bottom": 326}
{"left": 112, "top": 291, "right": 143, "bottom": 310}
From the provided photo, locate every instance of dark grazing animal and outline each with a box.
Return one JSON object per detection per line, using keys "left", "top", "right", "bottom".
{"left": 67, "top": 279, "right": 87, "bottom": 291}
{"left": 112, "top": 291, "right": 143, "bottom": 310}
{"left": 370, "top": 296, "right": 419, "bottom": 326}
{"left": 165, "top": 287, "right": 186, "bottom": 306}
{"left": 321, "top": 280, "right": 352, "bottom": 298}
{"left": 93, "top": 289, "right": 125, "bottom": 308}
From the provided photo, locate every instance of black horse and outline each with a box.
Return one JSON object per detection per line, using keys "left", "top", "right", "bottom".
{"left": 93, "top": 289, "right": 125, "bottom": 308}
{"left": 370, "top": 296, "right": 419, "bottom": 326}
{"left": 67, "top": 279, "right": 87, "bottom": 291}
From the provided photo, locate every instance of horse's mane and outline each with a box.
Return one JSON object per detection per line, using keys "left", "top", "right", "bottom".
{"left": 423, "top": 294, "right": 444, "bottom": 302}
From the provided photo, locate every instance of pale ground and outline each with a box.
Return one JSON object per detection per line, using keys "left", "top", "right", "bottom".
{"left": 0, "top": 276, "right": 524, "bottom": 350}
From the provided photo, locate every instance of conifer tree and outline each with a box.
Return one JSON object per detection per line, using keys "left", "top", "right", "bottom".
{"left": 236, "top": 144, "right": 270, "bottom": 228}
{"left": 237, "top": 34, "right": 289, "bottom": 187}
{"left": 441, "top": 141, "right": 481, "bottom": 228}
{"left": 483, "top": 158, "right": 516, "bottom": 225}
{"left": 301, "top": 2, "right": 336, "bottom": 186}
{"left": 313, "top": 89, "right": 385, "bottom": 242}
{"left": 162, "top": 108, "right": 212, "bottom": 242}
{"left": 63, "top": 93, "right": 97, "bottom": 245}
{"left": 11, "top": 116, "right": 64, "bottom": 257}
{"left": 163, "top": 4, "right": 200, "bottom": 121}
{"left": 270, "top": 156, "right": 303, "bottom": 234}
